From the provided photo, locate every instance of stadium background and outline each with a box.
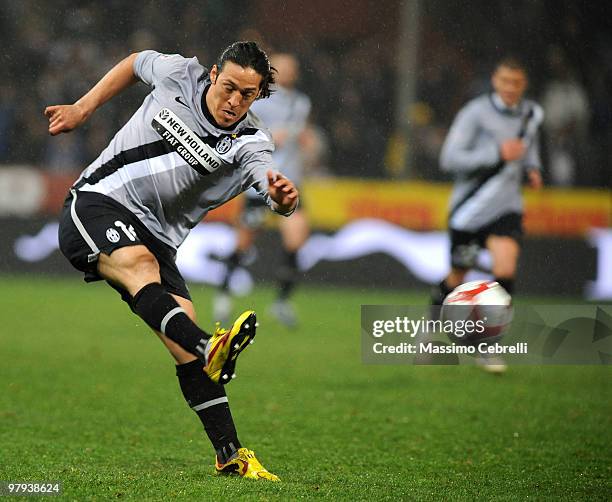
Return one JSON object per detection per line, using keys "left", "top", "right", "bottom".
{"left": 1, "top": 1, "right": 610, "bottom": 499}
{"left": 0, "top": 0, "right": 610, "bottom": 298}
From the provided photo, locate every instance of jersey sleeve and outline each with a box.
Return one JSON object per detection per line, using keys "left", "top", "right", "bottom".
{"left": 133, "top": 50, "right": 189, "bottom": 88}
{"left": 440, "top": 101, "right": 501, "bottom": 174}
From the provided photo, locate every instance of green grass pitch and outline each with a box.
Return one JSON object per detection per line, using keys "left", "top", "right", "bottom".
{"left": 1, "top": 275, "right": 610, "bottom": 500}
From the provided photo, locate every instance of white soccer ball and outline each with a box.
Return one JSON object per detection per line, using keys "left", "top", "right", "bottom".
{"left": 441, "top": 280, "right": 513, "bottom": 344}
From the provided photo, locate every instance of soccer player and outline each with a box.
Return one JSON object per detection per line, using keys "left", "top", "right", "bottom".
{"left": 45, "top": 42, "right": 299, "bottom": 481}
{"left": 431, "top": 57, "right": 544, "bottom": 373}
{"left": 213, "top": 53, "right": 311, "bottom": 327}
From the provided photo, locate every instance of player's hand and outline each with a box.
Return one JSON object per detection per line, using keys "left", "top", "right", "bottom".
{"left": 44, "top": 103, "right": 89, "bottom": 136}
{"left": 527, "top": 169, "right": 543, "bottom": 190}
{"left": 500, "top": 139, "right": 526, "bottom": 162}
{"left": 267, "top": 170, "right": 299, "bottom": 213}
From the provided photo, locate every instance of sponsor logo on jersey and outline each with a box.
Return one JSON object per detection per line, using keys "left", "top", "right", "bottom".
{"left": 215, "top": 135, "right": 233, "bottom": 154}
{"left": 151, "top": 108, "right": 224, "bottom": 175}
{"left": 106, "top": 228, "right": 120, "bottom": 243}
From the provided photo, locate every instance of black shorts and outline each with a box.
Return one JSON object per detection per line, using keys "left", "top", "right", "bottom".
{"left": 58, "top": 189, "right": 191, "bottom": 304}
{"left": 240, "top": 196, "right": 269, "bottom": 229}
{"left": 449, "top": 212, "right": 523, "bottom": 269}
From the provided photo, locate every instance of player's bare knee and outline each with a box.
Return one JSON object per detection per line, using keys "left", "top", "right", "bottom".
{"left": 493, "top": 263, "right": 517, "bottom": 278}
{"left": 128, "top": 248, "right": 159, "bottom": 276}
{"left": 98, "top": 245, "right": 160, "bottom": 292}
{"left": 487, "top": 236, "right": 519, "bottom": 254}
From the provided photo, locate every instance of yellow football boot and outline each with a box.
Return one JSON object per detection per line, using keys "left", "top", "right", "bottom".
{"left": 215, "top": 448, "right": 280, "bottom": 481}
{"left": 203, "top": 310, "right": 257, "bottom": 384}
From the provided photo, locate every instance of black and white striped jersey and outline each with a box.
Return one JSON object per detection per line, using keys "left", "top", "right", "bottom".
{"left": 74, "top": 50, "right": 280, "bottom": 250}
{"left": 440, "top": 93, "right": 544, "bottom": 231}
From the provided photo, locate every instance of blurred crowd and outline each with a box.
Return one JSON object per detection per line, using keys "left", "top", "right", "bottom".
{"left": 0, "top": 0, "right": 609, "bottom": 188}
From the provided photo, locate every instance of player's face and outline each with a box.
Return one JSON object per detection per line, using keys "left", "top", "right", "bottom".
{"left": 492, "top": 66, "right": 528, "bottom": 108}
{"left": 207, "top": 62, "right": 262, "bottom": 127}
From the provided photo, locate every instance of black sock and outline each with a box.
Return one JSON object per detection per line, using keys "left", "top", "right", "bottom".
{"left": 495, "top": 278, "right": 515, "bottom": 295}
{"left": 131, "top": 283, "right": 209, "bottom": 357}
{"left": 431, "top": 279, "right": 453, "bottom": 306}
{"left": 220, "top": 251, "right": 242, "bottom": 293}
{"left": 278, "top": 251, "right": 298, "bottom": 301}
{"left": 176, "top": 359, "right": 241, "bottom": 463}
{"left": 430, "top": 280, "right": 453, "bottom": 320}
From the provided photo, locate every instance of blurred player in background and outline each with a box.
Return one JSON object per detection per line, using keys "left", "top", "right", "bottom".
{"left": 46, "top": 42, "right": 299, "bottom": 480}
{"left": 431, "top": 57, "right": 544, "bottom": 372}
{"left": 214, "top": 53, "right": 312, "bottom": 327}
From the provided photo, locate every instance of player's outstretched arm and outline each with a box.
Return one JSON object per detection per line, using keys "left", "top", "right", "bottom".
{"left": 266, "top": 170, "right": 299, "bottom": 215}
{"left": 44, "top": 53, "right": 139, "bottom": 136}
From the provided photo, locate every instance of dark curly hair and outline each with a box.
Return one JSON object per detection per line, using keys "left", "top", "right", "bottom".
{"left": 216, "top": 41, "right": 276, "bottom": 99}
